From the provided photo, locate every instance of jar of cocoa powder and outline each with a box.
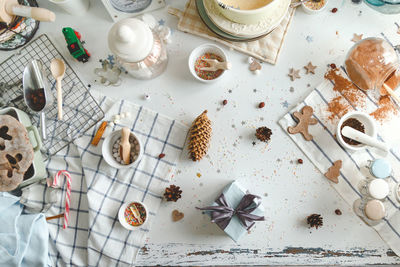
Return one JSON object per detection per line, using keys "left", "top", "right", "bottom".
{"left": 345, "top": 37, "right": 400, "bottom": 91}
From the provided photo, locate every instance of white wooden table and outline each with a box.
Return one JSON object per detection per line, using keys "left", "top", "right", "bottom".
{"left": 4, "top": 0, "right": 400, "bottom": 265}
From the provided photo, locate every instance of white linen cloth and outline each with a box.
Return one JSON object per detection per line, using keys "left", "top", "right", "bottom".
{"left": 21, "top": 90, "right": 188, "bottom": 266}
{"left": 279, "top": 26, "right": 400, "bottom": 256}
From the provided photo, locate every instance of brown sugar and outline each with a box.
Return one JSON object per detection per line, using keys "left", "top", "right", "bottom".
{"left": 327, "top": 96, "right": 351, "bottom": 121}
{"left": 325, "top": 68, "right": 366, "bottom": 110}
{"left": 370, "top": 95, "right": 398, "bottom": 122}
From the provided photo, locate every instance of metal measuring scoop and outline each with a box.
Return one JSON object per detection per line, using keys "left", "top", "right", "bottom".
{"left": 23, "top": 59, "right": 53, "bottom": 140}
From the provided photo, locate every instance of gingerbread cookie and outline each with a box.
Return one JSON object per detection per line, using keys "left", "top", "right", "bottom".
{"left": 0, "top": 115, "right": 34, "bottom": 191}
{"left": 288, "top": 106, "right": 318, "bottom": 141}
{"left": 324, "top": 160, "right": 342, "bottom": 184}
{"left": 172, "top": 209, "right": 184, "bottom": 222}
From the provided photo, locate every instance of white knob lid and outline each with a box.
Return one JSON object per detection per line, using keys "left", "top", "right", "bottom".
{"left": 108, "top": 18, "right": 154, "bottom": 63}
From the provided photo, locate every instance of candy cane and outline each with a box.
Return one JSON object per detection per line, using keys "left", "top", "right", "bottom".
{"left": 52, "top": 170, "right": 71, "bottom": 229}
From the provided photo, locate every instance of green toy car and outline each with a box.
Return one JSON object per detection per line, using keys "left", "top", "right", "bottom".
{"left": 62, "top": 27, "right": 90, "bottom": 63}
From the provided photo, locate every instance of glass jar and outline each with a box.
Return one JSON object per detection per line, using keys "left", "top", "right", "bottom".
{"left": 353, "top": 198, "right": 386, "bottom": 226}
{"left": 116, "top": 32, "right": 168, "bottom": 80}
{"left": 359, "top": 177, "right": 390, "bottom": 199}
{"left": 367, "top": 158, "right": 392, "bottom": 179}
{"left": 364, "top": 0, "right": 400, "bottom": 14}
{"left": 345, "top": 37, "right": 400, "bottom": 91}
{"left": 108, "top": 18, "right": 168, "bottom": 80}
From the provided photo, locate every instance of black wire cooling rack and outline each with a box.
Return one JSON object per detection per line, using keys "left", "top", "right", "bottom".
{"left": 0, "top": 34, "right": 104, "bottom": 156}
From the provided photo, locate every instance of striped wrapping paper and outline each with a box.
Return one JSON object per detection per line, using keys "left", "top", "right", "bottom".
{"left": 279, "top": 25, "right": 400, "bottom": 256}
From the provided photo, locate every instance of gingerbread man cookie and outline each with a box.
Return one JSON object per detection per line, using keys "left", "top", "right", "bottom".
{"left": 324, "top": 160, "right": 342, "bottom": 184}
{"left": 288, "top": 106, "right": 318, "bottom": 141}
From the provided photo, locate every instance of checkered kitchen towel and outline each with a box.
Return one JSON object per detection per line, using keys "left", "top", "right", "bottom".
{"left": 21, "top": 90, "right": 189, "bottom": 266}
{"left": 279, "top": 25, "right": 400, "bottom": 256}
{"left": 168, "top": 0, "right": 295, "bottom": 64}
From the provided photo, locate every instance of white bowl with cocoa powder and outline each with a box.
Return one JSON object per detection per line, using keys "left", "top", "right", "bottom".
{"left": 336, "top": 111, "right": 377, "bottom": 151}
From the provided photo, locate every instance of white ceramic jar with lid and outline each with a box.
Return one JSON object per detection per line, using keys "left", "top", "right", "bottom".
{"left": 108, "top": 18, "right": 168, "bottom": 80}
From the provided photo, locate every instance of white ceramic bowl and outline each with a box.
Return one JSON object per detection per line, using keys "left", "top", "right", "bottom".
{"left": 336, "top": 111, "right": 377, "bottom": 151}
{"left": 214, "top": 0, "right": 276, "bottom": 24}
{"left": 188, "top": 43, "right": 228, "bottom": 83}
{"left": 118, "top": 201, "right": 148, "bottom": 230}
{"left": 301, "top": 0, "right": 328, "bottom": 14}
{"left": 102, "top": 129, "right": 143, "bottom": 169}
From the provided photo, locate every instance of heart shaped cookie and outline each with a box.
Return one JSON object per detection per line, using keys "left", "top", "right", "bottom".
{"left": 172, "top": 209, "right": 184, "bottom": 222}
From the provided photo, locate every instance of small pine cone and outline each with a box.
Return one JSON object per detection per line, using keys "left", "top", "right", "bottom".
{"left": 255, "top": 126, "right": 272, "bottom": 142}
{"left": 164, "top": 185, "right": 182, "bottom": 202}
{"left": 188, "top": 110, "right": 212, "bottom": 161}
{"left": 307, "top": 214, "right": 323, "bottom": 229}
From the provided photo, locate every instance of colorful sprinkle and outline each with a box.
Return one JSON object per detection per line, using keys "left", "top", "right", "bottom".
{"left": 124, "top": 202, "right": 147, "bottom": 227}
{"left": 304, "top": 0, "right": 326, "bottom": 10}
{"left": 194, "top": 53, "right": 224, "bottom": 80}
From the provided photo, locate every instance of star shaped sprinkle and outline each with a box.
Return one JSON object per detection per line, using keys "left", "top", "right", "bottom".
{"left": 288, "top": 68, "right": 301, "bottom": 81}
{"left": 281, "top": 101, "right": 289, "bottom": 108}
{"left": 304, "top": 62, "right": 316, "bottom": 74}
{"left": 351, "top": 33, "right": 363, "bottom": 43}
{"left": 158, "top": 19, "right": 165, "bottom": 26}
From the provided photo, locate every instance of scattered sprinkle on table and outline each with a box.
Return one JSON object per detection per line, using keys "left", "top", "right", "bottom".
{"left": 331, "top": 7, "right": 338, "bottom": 13}
{"left": 222, "top": 99, "right": 228, "bottom": 105}
{"left": 159, "top": 153, "right": 165, "bottom": 159}
{"left": 124, "top": 202, "right": 146, "bottom": 227}
{"left": 259, "top": 102, "right": 265, "bottom": 108}
{"left": 298, "top": 159, "right": 303, "bottom": 164}
{"left": 335, "top": 209, "right": 342, "bottom": 215}
{"left": 194, "top": 53, "right": 224, "bottom": 80}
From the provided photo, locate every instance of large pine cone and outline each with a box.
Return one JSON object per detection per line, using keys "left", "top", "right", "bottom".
{"left": 188, "top": 110, "right": 212, "bottom": 161}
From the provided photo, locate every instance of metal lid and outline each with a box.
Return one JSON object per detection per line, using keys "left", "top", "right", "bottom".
{"left": 108, "top": 18, "right": 154, "bottom": 63}
{"left": 370, "top": 158, "right": 392, "bottom": 179}
{"left": 368, "top": 179, "right": 390, "bottom": 199}
{"left": 364, "top": 199, "right": 385, "bottom": 221}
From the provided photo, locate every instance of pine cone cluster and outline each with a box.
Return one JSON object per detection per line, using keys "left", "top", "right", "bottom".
{"left": 307, "top": 214, "right": 323, "bottom": 229}
{"left": 164, "top": 185, "right": 182, "bottom": 202}
{"left": 255, "top": 126, "right": 272, "bottom": 142}
{"left": 188, "top": 110, "right": 212, "bottom": 161}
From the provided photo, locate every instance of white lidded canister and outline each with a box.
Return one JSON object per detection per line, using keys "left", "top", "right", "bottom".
{"left": 108, "top": 18, "right": 168, "bottom": 79}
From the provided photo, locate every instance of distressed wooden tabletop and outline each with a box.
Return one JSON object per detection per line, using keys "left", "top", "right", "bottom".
{"left": 14, "top": 0, "right": 400, "bottom": 265}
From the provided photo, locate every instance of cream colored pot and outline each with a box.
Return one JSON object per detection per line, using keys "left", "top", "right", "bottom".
{"left": 214, "top": 0, "right": 280, "bottom": 24}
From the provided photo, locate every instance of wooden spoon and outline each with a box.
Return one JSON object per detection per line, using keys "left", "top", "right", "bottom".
{"left": 50, "top": 59, "right": 66, "bottom": 120}
{"left": 380, "top": 69, "right": 400, "bottom": 104}
{"left": 0, "top": 0, "right": 55, "bottom": 25}
{"left": 381, "top": 83, "right": 400, "bottom": 104}
{"left": 119, "top": 127, "right": 131, "bottom": 165}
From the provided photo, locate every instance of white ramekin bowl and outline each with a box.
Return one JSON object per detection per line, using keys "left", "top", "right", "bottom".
{"left": 301, "top": 0, "right": 328, "bottom": 14}
{"left": 188, "top": 43, "right": 228, "bottom": 83}
{"left": 102, "top": 129, "right": 143, "bottom": 169}
{"left": 118, "top": 201, "right": 148, "bottom": 230}
{"left": 336, "top": 111, "right": 377, "bottom": 151}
